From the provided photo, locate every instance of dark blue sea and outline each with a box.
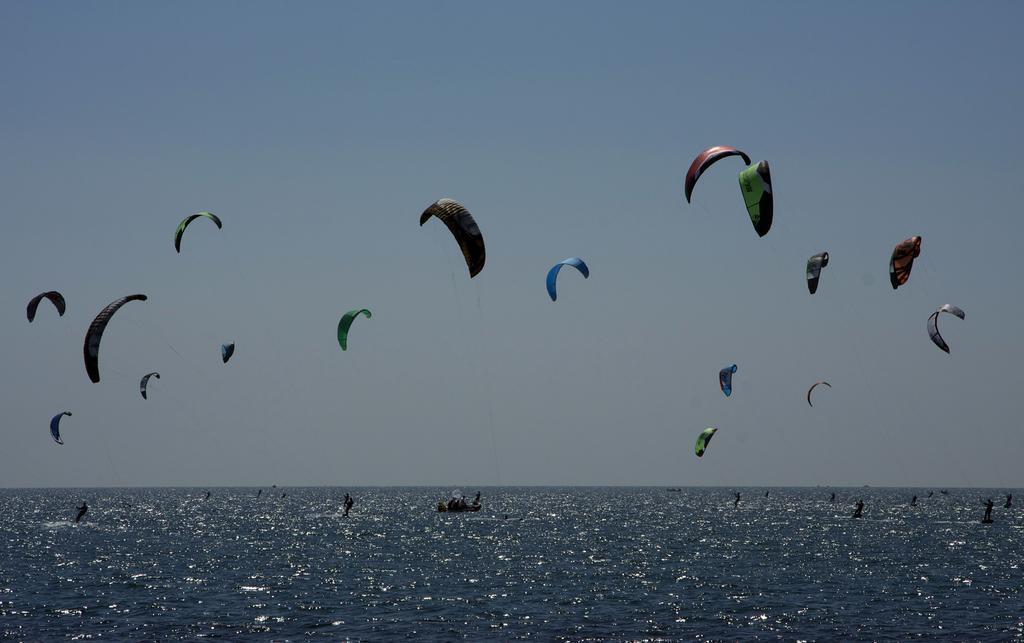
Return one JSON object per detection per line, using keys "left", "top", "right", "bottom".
{"left": 2, "top": 487, "right": 1022, "bottom": 640}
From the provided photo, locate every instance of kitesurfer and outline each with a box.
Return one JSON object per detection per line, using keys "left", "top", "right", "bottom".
{"left": 852, "top": 500, "right": 864, "bottom": 518}
{"left": 734, "top": 492, "right": 741, "bottom": 508}
{"left": 984, "top": 498, "right": 994, "bottom": 522}
{"left": 204, "top": 491, "right": 211, "bottom": 500}
{"left": 764, "top": 490, "right": 769, "bottom": 498}
{"left": 911, "top": 495, "right": 917, "bottom": 507}
{"left": 257, "top": 489, "right": 262, "bottom": 499}
{"left": 74, "top": 502, "right": 88, "bottom": 524}
{"left": 343, "top": 493, "right": 354, "bottom": 517}
{"left": 829, "top": 492, "right": 835, "bottom": 503}
{"left": 1005, "top": 494, "right": 1012, "bottom": 509}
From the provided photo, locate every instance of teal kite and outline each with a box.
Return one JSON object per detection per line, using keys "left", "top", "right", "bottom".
{"left": 337, "top": 309, "right": 372, "bottom": 351}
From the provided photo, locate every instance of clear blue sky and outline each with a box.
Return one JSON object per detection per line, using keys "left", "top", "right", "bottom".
{"left": 2, "top": 1, "right": 1022, "bottom": 487}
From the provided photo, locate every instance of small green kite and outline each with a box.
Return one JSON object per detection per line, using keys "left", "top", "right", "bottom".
{"left": 337, "top": 309, "right": 372, "bottom": 351}
{"left": 695, "top": 427, "right": 718, "bottom": 458}
{"left": 174, "top": 212, "right": 223, "bottom": 253}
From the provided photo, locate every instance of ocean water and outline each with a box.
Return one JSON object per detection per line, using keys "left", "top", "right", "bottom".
{"left": 1, "top": 487, "right": 1022, "bottom": 640}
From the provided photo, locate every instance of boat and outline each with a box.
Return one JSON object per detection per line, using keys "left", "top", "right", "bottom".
{"left": 438, "top": 502, "right": 481, "bottom": 513}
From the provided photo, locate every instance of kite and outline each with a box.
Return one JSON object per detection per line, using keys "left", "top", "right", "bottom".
{"left": 806, "top": 252, "right": 829, "bottom": 295}
{"left": 27, "top": 291, "right": 66, "bottom": 322}
{"left": 807, "top": 381, "right": 831, "bottom": 407}
{"left": 928, "top": 304, "right": 965, "bottom": 354}
{"left": 174, "top": 212, "right": 223, "bottom": 253}
{"left": 337, "top": 309, "right": 372, "bottom": 351}
{"left": 50, "top": 412, "right": 71, "bottom": 445}
{"left": 84, "top": 294, "right": 148, "bottom": 383}
{"left": 140, "top": 372, "right": 160, "bottom": 399}
{"left": 889, "top": 236, "right": 922, "bottom": 290}
{"left": 719, "top": 364, "right": 737, "bottom": 397}
{"left": 420, "top": 199, "right": 485, "bottom": 278}
{"left": 738, "top": 161, "right": 773, "bottom": 237}
{"left": 546, "top": 258, "right": 590, "bottom": 301}
{"left": 695, "top": 427, "right": 718, "bottom": 457}
{"left": 684, "top": 146, "right": 751, "bottom": 203}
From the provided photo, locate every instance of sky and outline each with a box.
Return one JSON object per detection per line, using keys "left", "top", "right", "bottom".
{"left": 1, "top": 1, "right": 1022, "bottom": 488}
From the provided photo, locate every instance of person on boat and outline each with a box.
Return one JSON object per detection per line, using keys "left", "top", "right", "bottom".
{"left": 473, "top": 491, "right": 481, "bottom": 506}
{"left": 829, "top": 492, "right": 835, "bottom": 503}
{"left": 74, "top": 502, "right": 88, "bottom": 524}
{"left": 1005, "top": 494, "right": 1012, "bottom": 509}
{"left": 852, "top": 500, "right": 864, "bottom": 518}
{"left": 984, "top": 498, "right": 994, "bottom": 522}
{"left": 911, "top": 495, "right": 917, "bottom": 507}
{"left": 734, "top": 492, "right": 741, "bottom": 508}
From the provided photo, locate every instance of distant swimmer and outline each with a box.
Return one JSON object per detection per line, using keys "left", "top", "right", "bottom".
{"left": 852, "top": 500, "right": 864, "bottom": 519}
{"left": 829, "top": 492, "right": 835, "bottom": 503}
{"left": 940, "top": 490, "right": 948, "bottom": 495}
{"left": 911, "top": 495, "right": 917, "bottom": 507}
{"left": 343, "top": 493, "right": 354, "bottom": 517}
{"left": 1005, "top": 494, "right": 1012, "bottom": 509}
{"left": 983, "top": 498, "right": 994, "bottom": 523}
{"left": 281, "top": 493, "right": 286, "bottom": 499}
{"left": 734, "top": 492, "right": 741, "bottom": 508}
{"left": 74, "top": 502, "right": 88, "bottom": 524}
